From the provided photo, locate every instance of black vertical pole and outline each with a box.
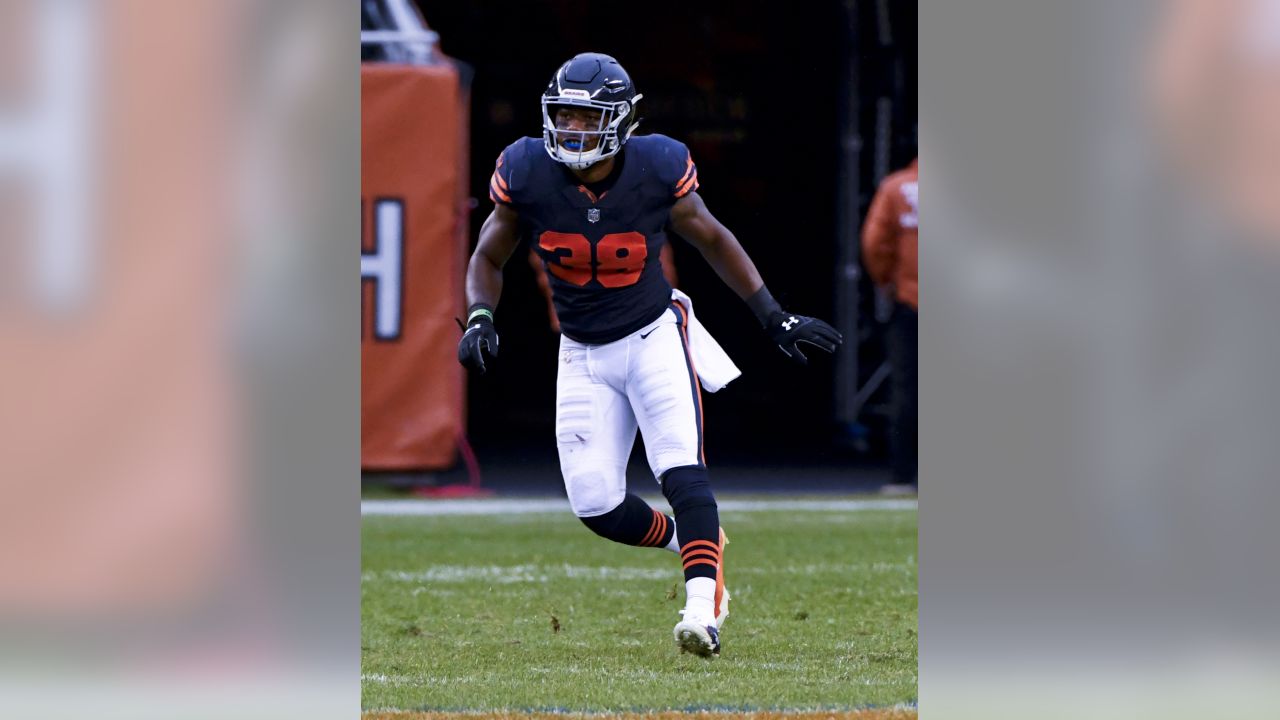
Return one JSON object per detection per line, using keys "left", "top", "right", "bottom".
{"left": 834, "top": 0, "right": 862, "bottom": 430}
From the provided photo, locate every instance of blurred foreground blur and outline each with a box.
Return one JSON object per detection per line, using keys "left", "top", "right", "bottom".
{"left": 0, "top": 2, "right": 357, "bottom": 718}
{"left": 923, "top": 0, "right": 1280, "bottom": 717}
{"left": 5, "top": 0, "right": 1280, "bottom": 716}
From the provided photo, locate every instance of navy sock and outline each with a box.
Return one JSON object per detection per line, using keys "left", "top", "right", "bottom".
{"left": 579, "top": 493, "right": 675, "bottom": 548}
{"left": 662, "top": 465, "right": 720, "bottom": 581}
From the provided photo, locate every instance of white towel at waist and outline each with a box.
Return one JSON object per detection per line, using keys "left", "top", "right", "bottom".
{"left": 671, "top": 289, "right": 742, "bottom": 393}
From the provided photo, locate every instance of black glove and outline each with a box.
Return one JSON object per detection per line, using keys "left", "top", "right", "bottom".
{"left": 457, "top": 308, "right": 499, "bottom": 374}
{"left": 764, "top": 310, "right": 843, "bottom": 365}
{"left": 746, "top": 285, "right": 842, "bottom": 365}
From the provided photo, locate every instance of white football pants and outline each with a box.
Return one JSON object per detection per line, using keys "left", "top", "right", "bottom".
{"left": 556, "top": 302, "right": 705, "bottom": 518}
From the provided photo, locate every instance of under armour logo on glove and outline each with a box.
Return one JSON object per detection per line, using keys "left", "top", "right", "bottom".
{"left": 766, "top": 311, "right": 843, "bottom": 366}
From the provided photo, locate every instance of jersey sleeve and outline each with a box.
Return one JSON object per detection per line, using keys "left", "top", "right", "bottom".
{"left": 489, "top": 138, "right": 537, "bottom": 207}
{"left": 672, "top": 147, "right": 699, "bottom": 198}
{"left": 488, "top": 146, "right": 515, "bottom": 206}
{"left": 651, "top": 135, "right": 700, "bottom": 199}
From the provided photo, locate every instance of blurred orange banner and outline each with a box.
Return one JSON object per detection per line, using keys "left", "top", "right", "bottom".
{"left": 361, "top": 64, "right": 466, "bottom": 469}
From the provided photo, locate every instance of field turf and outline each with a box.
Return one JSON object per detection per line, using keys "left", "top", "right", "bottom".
{"left": 362, "top": 498, "right": 917, "bottom": 715}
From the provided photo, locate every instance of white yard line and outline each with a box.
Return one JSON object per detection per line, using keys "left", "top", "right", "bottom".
{"left": 363, "top": 560, "right": 916, "bottom": 586}
{"left": 366, "top": 564, "right": 677, "bottom": 583}
{"left": 362, "top": 497, "right": 916, "bottom": 516}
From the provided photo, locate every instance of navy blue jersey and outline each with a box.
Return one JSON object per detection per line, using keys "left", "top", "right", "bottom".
{"left": 488, "top": 134, "right": 700, "bottom": 345}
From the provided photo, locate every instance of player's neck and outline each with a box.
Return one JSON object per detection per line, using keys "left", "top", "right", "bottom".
{"left": 570, "top": 156, "right": 615, "bottom": 185}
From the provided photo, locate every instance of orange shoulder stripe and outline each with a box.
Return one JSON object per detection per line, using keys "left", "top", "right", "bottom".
{"left": 676, "top": 153, "right": 695, "bottom": 186}
{"left": 675, "top": 171, "right": 699, "bottom": 198}
{"left": 489, "top": 176, "right": 511, "bottom": 204}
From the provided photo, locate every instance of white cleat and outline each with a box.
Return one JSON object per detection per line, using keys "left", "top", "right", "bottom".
{"left": 673, "top": 528, "right": 730, "bottom": 657}
{"left": 673, "top": 616, "right": 720, "bottom": 658}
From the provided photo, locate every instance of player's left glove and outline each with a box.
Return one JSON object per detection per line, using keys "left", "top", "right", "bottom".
{"left": 764, "top": 310, "right": 843, "bottom": 365}
{"left": 746, "top": 285, "right": 842, "bottom": 365}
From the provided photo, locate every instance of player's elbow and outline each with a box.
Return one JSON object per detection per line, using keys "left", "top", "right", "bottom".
{"left": 476, "top": 248, "right": 506, "bottom": 275}
{"left": 687, "top": 223, "right": 736, "bottom": 257}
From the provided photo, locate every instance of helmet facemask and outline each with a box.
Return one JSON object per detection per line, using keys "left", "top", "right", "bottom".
{"left": 542, "top": 92, "right": 642, "bottom": 170}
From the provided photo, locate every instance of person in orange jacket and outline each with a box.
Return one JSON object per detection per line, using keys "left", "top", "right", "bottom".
{"left": 861, "top": 158, "right": 918, "bottom": 492}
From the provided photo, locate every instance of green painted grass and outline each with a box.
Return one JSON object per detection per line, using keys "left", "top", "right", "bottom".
{"left": 361, "top": 501, "right": 917, "bottom": 712}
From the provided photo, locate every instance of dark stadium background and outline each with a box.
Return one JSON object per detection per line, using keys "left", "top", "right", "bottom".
{"left": 411, "top": 1, "right": 917, "bottom": 483}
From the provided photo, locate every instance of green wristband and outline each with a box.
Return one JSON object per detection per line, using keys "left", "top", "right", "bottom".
{"left": 467, "top": 307, "right": 494, "bottom": 324}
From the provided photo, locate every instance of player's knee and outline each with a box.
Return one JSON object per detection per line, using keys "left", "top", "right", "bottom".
{"left": 651, "top": 447, "right": 701, "bottom": 479}
{"left": 661, "top": 465, "right": 716, "bottom": 514}
{"left": 563, "top": 470, "right": 624, "bottom": 518}
{"left": 578, "top": 500, "right": 626, "bottom": 538}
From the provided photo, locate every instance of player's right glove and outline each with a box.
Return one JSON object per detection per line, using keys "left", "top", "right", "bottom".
{"left": 457, "top": 305, "right": 499, "bottom": 374}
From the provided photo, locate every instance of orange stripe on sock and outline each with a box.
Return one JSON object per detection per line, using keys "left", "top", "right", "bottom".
{"left": 682, "top": 551, "right": 719, "bottom": 565}
{"left": 683, "top": 557, "right": 718, "bottom": 571}
{"left": 681, "top": 544, "right": 719, "bottom": 557}
{"left": 680, "top": 539, "right": 720, "bottom": 555}
{"left": 652, "top": 512, "right": 668, "bottom": 546}
{"left": 646, "top": 513, "right": 664, "bottom": 547}
{"left": 680, "top": 546, "right": 719, "bottom": 559}
{"left": 639, "top": 512, "right": 661, "bottom": 547}
{"left": 681, "top": 550, "right": 719, "bottom": 564}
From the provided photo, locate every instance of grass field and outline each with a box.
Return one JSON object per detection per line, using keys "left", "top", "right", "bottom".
{"left": 361, "top": 497, "right": 917, "bottom": 715}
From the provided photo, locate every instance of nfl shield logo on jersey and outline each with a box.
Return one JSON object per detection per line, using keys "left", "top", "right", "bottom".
{"left": 587, "top": 208, "right": 601, "bottom": 223}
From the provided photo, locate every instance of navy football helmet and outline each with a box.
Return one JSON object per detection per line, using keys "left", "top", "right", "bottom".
{"left": 541, "top": 52, "right": 642, "bottom": 170}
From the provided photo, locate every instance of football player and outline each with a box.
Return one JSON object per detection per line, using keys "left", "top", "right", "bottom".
{"left": 459, "top": 52, "right": 841, "bottom": 658}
